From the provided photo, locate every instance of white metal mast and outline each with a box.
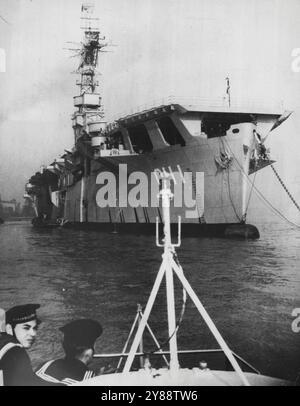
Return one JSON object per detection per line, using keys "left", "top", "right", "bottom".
{"left": 122, "top": 167, "right": 250, "bottom": 386}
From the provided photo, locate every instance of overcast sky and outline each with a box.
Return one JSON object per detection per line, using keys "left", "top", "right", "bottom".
{"left": 0, "top": 0, "right": 299, "bottom": 220}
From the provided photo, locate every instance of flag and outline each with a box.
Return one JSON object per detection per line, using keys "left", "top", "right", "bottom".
{"left": 225, "top": 77, "right": 231, "bottom": 106}
{"left": 262, "top": 110, "right": 293, "bottom": 143}
{"left": 226, "top": 77, "right": 230, "bottom": 94}
{"left": 81, "top": 4, "right": 94, "bottom": 13}
{"left": 270, "top": 110, "right": 293, "bottom": 132}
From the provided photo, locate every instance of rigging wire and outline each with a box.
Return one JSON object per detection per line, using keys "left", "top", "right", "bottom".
{"left": 223, "top": 138, "right": 300, "bottom": 230}
{"left": 245, "top": 170, "right": 258, "bottom": 216}
{"left": 0, "top": 14, "right": 10, "bottom": 25}
{"left": 226, "top": 167, "right": 242, "bottom": 222}
{"left": 219, "top": 137, "right": 241, "bottom": 222}
{"left": 270, "top": 164, "right": 300, "bottom": 213}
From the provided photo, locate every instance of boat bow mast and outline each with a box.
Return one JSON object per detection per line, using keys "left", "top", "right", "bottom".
{"left": 122, "top": 167, "right": 250, "bottom": 386}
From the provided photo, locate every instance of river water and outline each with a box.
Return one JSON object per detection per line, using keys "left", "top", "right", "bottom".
{"left": 0, "top": 220, "right": 299, "bottom": 383}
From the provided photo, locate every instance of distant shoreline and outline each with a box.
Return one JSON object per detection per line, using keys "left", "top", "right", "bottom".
{"left": 0, "top": 217, "right": 32, "bottom": 222}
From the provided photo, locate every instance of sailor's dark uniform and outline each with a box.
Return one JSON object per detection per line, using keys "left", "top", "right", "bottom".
{"left": 36, "top": 319, "right": 102, "bottom": 386}
{"left": 36, "top": 357, "right": 95, "bottom": 385}
{"left": 0, "top": 303, "right": 62, "bottom": 386}
{"left": 0, "top": 332, "right": 59, "bottom": 386}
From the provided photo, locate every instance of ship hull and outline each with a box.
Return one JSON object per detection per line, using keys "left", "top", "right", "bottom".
{"left": 27, "top": 103, "right": 284, "bottom": 240}
{"left": 63, "top": 221, "right": 259, "bottom": 239}
{"left": 60, "top": 130, "right": 260, "bottom": 238}
{"left": 67, "top": 138, "right": 244, "bottom": 218}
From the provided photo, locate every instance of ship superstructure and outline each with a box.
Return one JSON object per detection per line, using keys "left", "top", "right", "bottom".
{"left": 25, "top": 4, "right": 291, "bottom": 238}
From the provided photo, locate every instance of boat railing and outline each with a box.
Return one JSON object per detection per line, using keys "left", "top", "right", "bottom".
{"left": 92, "top": 349, "right": 260, "bottom": 375}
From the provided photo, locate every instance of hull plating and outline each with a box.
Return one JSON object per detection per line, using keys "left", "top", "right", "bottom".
{"left": 65, "top": 134, "right": 246, "bottom": 226}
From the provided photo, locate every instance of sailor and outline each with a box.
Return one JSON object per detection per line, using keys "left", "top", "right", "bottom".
{"left": 0, "top": 303, "right": 58, "bottom": 386}
{"left": 36, "top": 319, "right": 103, "bottom": 385}
{"left": 253, "top": 129, "right": 268, "bottom": 159}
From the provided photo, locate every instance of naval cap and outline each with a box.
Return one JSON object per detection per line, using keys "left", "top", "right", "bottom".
{"left": 60, "top": 319, "right": 103, "bottom": 348}
{"left": 6, "top": 304, "right": 41, "bottom": 325}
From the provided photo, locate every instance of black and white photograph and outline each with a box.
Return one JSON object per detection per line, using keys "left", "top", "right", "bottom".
{"left": 0, "top": 0, "right": 299, "bottom": 389}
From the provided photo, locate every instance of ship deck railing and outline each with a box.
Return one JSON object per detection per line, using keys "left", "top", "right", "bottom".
{"left": 92, "top": 348, "right": 260, "bottom": 375}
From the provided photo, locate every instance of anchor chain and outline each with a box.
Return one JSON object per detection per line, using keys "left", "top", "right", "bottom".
{"left": 271, "top": 164, "right": 300, "bottom": 212}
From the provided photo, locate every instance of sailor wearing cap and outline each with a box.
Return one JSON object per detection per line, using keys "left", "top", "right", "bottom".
{"left": 0, "top": 303, "right": 57, "bottom": 386}
{"left": 36, "top": 319, "right": 103, "bottom": 385}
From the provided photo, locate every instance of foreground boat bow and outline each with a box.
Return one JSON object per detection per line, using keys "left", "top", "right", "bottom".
{"left": 76, "top": 168, "right": 292, "bottom": 386}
